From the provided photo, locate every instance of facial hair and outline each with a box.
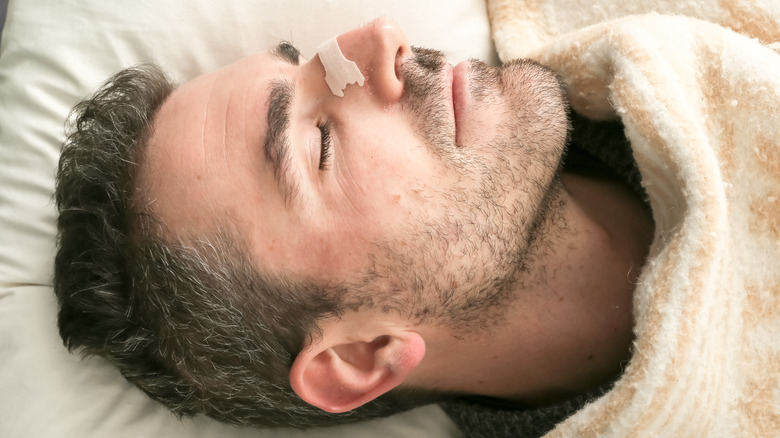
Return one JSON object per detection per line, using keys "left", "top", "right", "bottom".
{"left": 338, "top": 48, "right": 571, "bottom": 336}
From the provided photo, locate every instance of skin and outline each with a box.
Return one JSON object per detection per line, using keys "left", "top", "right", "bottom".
{"left": 141, "top": 18, "right": 654, "bottom": 409}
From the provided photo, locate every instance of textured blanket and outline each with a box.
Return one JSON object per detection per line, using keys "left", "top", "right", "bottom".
{"left": 486, "top": 1, "right": 780, "bottom": 436}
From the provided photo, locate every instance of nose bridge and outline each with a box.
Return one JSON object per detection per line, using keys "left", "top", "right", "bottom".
{"left": 335, "top": 17, "right": 409, "bottom": 102}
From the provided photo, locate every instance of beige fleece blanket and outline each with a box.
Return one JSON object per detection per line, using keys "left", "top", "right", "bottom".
{"left": 487, "top": 1, "right": 780, "bottom": 436}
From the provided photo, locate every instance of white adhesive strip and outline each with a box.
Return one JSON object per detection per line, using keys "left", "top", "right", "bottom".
{"left": 316, "top": 37, "right": 365, "bottom": 97}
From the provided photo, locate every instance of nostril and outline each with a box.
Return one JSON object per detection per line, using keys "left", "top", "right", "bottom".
{"left": 395, "top": 47, "right": 404, "bottom": 81}
{"left": 394, "top": 43, "right": 413, "bottom": 81}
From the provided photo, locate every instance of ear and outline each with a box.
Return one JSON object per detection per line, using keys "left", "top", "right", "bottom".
{"left": 289, "top": 327, "right": 425, "bottom": 413}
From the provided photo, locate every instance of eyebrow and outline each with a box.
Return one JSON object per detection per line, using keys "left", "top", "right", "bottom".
{"left": 264, "top": 79, "right": 299, "bottom": 205}
{"left": 273, "top": 41, "right": 301, "bottom": 65}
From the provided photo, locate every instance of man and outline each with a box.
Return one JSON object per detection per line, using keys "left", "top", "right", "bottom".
{"left": 55, "top": 17, "right": 653, "bottom": 432}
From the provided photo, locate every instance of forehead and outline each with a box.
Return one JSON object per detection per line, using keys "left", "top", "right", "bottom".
{"left": 141, "top": 51, "right": 287, "bottom": 236}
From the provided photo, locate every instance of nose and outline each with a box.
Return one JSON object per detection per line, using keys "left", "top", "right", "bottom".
{"left": 334, "top": 17, "right": 411, "bottom": 103}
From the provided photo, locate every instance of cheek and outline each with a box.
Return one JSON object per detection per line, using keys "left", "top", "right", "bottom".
{"left": 330, "top": 129, "right": 414, "bottom": 212}
{"left": 295, "top": 113, "right": 446, "bottom": 279}
{"left": 286, "top": 215, "right": 384, "bottom": 283}
{"left": 292, "top": 164, "right": 409, "bottom": 279}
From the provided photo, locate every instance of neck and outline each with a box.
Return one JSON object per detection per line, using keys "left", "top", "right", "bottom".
{"left": 413, "top": 170, "right": 654, "bottom": 405}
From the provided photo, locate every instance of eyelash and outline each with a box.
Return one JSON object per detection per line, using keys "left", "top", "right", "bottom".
{"left": 318, "top": 121, "right": 332, "bottom": 171}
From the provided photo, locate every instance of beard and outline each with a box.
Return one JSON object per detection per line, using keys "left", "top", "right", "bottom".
{"left": 338, "top": 48, "right": 571, "bottom": 335}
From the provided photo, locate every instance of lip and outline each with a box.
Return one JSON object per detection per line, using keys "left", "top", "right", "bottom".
{"left": 450, "top": 61, "right": 470, "bottom": 147}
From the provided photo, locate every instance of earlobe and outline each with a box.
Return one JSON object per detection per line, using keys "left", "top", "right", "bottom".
{"left": 290, "top": 330, "right": 425, "bottom": 413}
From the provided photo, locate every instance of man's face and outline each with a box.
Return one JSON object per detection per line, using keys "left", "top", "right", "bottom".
{"left": 142, "top": 18, "right": 569, "bottom": 329}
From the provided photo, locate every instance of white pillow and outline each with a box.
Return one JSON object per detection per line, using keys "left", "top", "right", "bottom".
{"left": 0, "top": 0, "right": 496, "bottom": 437}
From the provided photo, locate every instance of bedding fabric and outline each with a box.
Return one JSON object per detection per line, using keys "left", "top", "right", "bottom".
{"left": 447, "top": 0, "right": 780, "bottom": 436}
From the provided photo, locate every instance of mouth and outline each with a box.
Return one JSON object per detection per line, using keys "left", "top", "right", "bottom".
{"left": 448, "top": 61, "right": 470, "bottom": 147}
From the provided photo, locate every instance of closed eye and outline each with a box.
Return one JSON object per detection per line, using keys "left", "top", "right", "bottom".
{"left": 318, "top": 121, "right": 332, "bottom": 171}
